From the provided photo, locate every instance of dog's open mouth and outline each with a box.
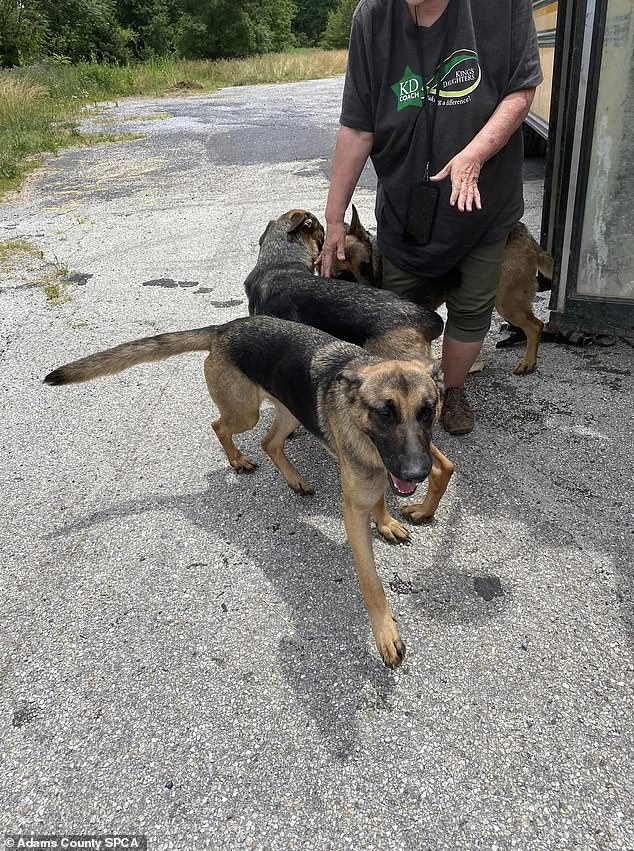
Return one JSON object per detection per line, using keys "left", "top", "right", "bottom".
{"left": 388, "top": 473, "right": 418, "bottom": 497}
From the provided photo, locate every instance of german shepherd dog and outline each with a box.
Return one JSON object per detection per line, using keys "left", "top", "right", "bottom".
{"left": 45, "top": 315, "right": 447, "bottom": 668}
{"left": 245, "top": 209, "right": 454, "bottom": 510}
{"left": 333, "top": 208, "right": 554, "bottom": 376}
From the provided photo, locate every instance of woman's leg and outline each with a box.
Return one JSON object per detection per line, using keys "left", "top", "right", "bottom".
{"left": 441, "top": 236, "right": 508, "bottom": 434}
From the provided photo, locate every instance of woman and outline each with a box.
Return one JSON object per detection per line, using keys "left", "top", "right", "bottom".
{"left": 320, "top": 0, "right": 543, "bottom": 434}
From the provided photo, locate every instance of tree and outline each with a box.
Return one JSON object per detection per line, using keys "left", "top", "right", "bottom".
{"left": 245, "top": 0, "right": 295, "bottom": 54}
{"left": 322, "top": 0, "right": 357, "bottom": 49}
{"left": 293, "top": 0, "right": 337, "bottom": 47}
{"left": 116, "top": 0, "right": 179, "bottom": 59}
{"left": 0, "top": 0, "right": 48, "bottom": 66}
{"left": 36, "top": 0, "right": 133, "bottom": 63}
{"left": 176, "top": 0, "right": 295, "bottom": 60}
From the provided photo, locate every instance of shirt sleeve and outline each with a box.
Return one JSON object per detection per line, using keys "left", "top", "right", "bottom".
{"left": 339, "top": 4, "right": 375, "bottom": 132}
{"left": 505, "top": 0, "right": 544, "bottom": 95}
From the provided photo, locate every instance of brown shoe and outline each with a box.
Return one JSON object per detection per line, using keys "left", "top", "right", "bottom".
{"left": 441, "top": 387, "right": 474, "bottom": 435}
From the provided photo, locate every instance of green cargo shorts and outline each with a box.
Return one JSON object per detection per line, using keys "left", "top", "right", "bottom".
{"left": 382, "top": 236, "right": 508, "bottom": 342}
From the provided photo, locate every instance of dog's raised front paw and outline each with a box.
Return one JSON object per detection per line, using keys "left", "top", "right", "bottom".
{"left": 377, "top": 515, "right": 411, "bottom": 544}
{"left": 400, "top": 502, "right": 435, "bottom": 524}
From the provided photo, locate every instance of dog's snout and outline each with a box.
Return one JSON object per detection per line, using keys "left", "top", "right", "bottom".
{"left": 399, "top": 457, "right": 432, "bottom": 483}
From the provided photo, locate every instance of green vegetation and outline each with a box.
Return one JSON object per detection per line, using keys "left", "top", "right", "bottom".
{"left": 0, "top": 238, "right": 41, "bottom": 260}
{"left": 43, "top": 278, "right": 72, "bottom": 306}
{"left": 0, "top": 239, "right": 73, "bottom": 305}
{"left": 41, "top": 254, "right": 73, "bottom": 306}
{"left": 0, "top": 0, "right": 355, "bottom": 66}
{"left": 323, "top": 0, "right": 359, "bottom": 49}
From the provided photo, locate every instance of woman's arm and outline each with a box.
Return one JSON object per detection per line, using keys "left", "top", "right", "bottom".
{"left": 430, "top": 87, "right": 536, "bottom": 213}
{"left": 320, "top": 125, "right": 374, "bottom": 277}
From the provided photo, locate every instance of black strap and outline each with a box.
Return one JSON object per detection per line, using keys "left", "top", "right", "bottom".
{"left": 412, "top": 1, "right": 454, "bottom": 180}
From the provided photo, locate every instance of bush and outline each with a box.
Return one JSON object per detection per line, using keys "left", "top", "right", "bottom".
{"left": 322, "top": 0, "right": 357, "bottom": 49}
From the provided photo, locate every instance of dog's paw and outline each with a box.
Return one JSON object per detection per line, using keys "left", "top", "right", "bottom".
{"left": 514, "top": 358, "right": 537, "bottom": 375}
{"left": 400, "top": 503, "right": 435, "bottom": 524}
{"left": 232, "top": 455, "right": 258, "bottom": 473}
{"left": 374, "top": 621, "right": 406, "bottom": 669}
{"left": 377, "top": 516, "right": 411, "bottom": 544}
{"left": 289, "top": 477, "right": 315, "bottom": 497}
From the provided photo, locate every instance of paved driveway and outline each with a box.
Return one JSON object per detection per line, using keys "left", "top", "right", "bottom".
{"left": 1, "top": 78, "right": 632, "bottom": 850}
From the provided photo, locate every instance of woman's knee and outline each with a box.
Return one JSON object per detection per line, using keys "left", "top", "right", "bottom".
{"left": 445, "top": 296, "right": 496, "bottom": 342}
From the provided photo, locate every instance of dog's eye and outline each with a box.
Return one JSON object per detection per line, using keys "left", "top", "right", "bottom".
{"left": 376, "top": 400, "right": 397, "bottom": 422}
{"left": 418, "top": 402, "right": 435, "bottom": 424}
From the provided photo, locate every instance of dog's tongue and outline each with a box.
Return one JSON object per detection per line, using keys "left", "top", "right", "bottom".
{"left": 388, "top": 473, "right": 418, "bottom": 496}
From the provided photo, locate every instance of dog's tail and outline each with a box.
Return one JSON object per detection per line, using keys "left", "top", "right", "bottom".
{"left": 44, "top": 326, "right": 216, "bottom": 386}
{"left": 510, "top": 222, "right": 554, "bottom": 291}
{"left": 535, "top": 242, "right": 554, "bottom": 289}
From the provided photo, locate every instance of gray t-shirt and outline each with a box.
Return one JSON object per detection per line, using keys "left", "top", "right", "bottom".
{"left": 340, "top": 0, "right": 543, "bottom": 275}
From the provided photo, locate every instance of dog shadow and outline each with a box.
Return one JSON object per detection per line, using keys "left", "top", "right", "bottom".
{"left": 49, "top": 429, "right": 498, "bottom": 759}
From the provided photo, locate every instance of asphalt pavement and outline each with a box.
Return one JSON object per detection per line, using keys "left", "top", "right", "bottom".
{"left": 0, "top": 77, "right": 632, "bottom": 850}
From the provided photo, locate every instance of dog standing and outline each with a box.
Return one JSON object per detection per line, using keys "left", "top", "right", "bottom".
{"left": 45, "top": 315, "right": 446, "bottom": 668}
{"left": 495, "top": 222, "right": 553, "bottom": 374}
{"left": 245, "top": 209, "right": 455, "bottom": 516}
{"left": 337, "top": 208, "right": 554, "bottom": 375}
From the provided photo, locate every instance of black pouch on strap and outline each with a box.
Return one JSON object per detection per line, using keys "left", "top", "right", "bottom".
{"left": 403, "top": 181, "right": 439, "bottom": 245}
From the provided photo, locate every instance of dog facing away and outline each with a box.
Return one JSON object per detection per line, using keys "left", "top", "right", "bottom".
{"left": 495, "top": 222, "right": 553, "bottom": 374}
{"left": 245, "top": 209, "right": 454, "bottom": 512}
{"left": 337, "top": 207, "right": 554, "bottom": 375}
{"left": 45, "top": 315, "right": 447, "bottom": 668}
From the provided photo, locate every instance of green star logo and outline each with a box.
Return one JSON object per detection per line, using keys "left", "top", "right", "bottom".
{"left": 391, "top": 65, "right": 424, "bottom": 111}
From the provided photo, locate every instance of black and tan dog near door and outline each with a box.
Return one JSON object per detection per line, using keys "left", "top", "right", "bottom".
{"left": 333, "top": 207, "right": 554, "bottom": 376}
{"left": 45, "top": 315, "right": 449, "bottom": 668}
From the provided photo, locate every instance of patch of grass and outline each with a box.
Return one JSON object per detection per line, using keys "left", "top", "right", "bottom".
{"left": 0, "top": 239, "right": 42, "bottom": 260}
{"left": 78, "top": 130, "right": 147, "bottom": 146}
{"left": 97, "top": 111, "right": 170, "bottom": 123}
{"left": 43, "top": 256, "right": 73, "bottom": 306}
{"left": 0, "top": 50, "right": 347, "bottom": 198}
{"left": 43, "top": 278, "right": 72, "bottom": 305}
{"left": 0, "top": 239, "right": 77, "bottom": 304}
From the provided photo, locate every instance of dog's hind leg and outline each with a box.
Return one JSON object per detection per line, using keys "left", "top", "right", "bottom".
{"left": 372, "top": 496, "right": 410, "bottom": 544}
{"left": 496, "top": 274, "right": 544, "bottom": 375}
{"left": 400, "top": 443, "right": 455, "bottom": 524}
{"left": 204, "top": 356, "right": 261, "bottom": 473}
{"left": 496, "top": 298, "right": 544, "bottom": 374}
{"left": 512, "top": 314, "right": 544, "bottom": 375}
{"left": 340, "top": 462, "right": 405, "bottom": 668}
{"left": 261, "top": 401, "right": 315, "bottom": 496}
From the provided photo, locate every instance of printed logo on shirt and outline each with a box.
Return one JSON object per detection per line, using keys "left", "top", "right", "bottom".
{"left": 391, "top": 50, "right": 481, "bottom": 111}
{"left": 391, "top": 65, "right": 425, "bottom": 111}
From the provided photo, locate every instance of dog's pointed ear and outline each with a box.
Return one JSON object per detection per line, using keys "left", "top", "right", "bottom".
{"left": 336, "top": 367, "right": 365, "bottom": 401}
{"left": 430, "top": 360, "right": 444, "bottom": 388}
{"left": 259, "top": 220, "right": 275, "bottom": 246}
{"left": 349, "top": 204, "right": 371, "bottom": 244}
{"left": 287, "top": 211, "right": 313, "bottom": 234}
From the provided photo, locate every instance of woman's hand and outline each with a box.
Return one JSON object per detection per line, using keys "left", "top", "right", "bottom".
{"left": 320, "top": 126, "right": 374, "bottom": 276}
{"left": 317, "top": 221, "right": 347, "bottom": 278}
{"left": 429, "top": 89, "right": 537, "bottom": 213}
{"left": 430, "top": 148, "right": 483, "bottom": 212}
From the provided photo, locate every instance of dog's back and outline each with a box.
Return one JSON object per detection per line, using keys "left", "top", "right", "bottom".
{"left": 247, "top": 212, "right": 444, "bottom": 354}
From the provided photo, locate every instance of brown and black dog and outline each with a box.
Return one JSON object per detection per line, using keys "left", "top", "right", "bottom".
{"left": 333, "top": 207, "right": 554, "bottom": 376}
{"left": 45, "top": 315, "right": 446, "bottom": 668}
{"left": 245, "top": 209, "right": 455, "bottom": 514}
